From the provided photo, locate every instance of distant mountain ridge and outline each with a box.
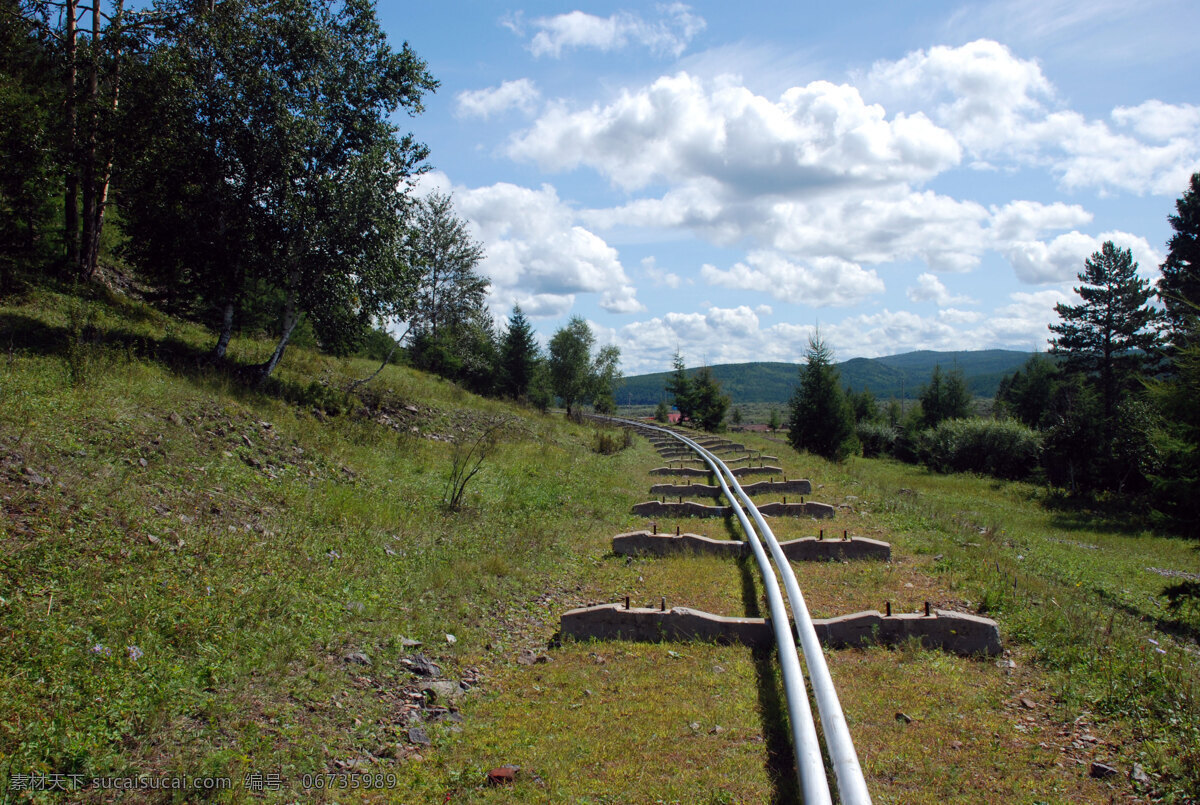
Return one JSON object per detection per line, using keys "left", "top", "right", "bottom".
{"left": 615, "top": 349, "right": 1037, "bottom": 405}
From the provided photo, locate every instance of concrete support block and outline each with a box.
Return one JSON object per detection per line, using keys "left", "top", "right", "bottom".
{"left": 612, "top": 530, "right": 890, "bottom": 561}
{"left": 560, "top": 604, "right": 1001, "bottom": 656}
{"left": 630, "top": 499, "right": 836, "bottom": 519}
{"left": 648, "top": 465, "right": 784, "bottom": 477}
{"left": 648, "top": 479, "right": 813, "bottom": 499}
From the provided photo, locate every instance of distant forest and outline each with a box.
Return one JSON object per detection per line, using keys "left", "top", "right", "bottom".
{"left": 616, "top": 349, "right": 1036, "bottom": 405}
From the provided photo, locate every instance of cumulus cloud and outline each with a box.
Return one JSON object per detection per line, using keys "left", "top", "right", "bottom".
{"left": 907, "top": 273, "right": 975, "bottom": 306}
{"left": 866, "top": 39, "right": 1200, "bottom": 195}
{"left": 524, "top": 5, "right": 705, "bottom": 59}
{"left": 417, "top": 173, "right": 642, "bottom": 318}
{"left": 455, "top": 79, "right": 540, "bottom": 119}
{"left": 701, "top": 251, "right": 885, "bottom": 307}
{"left": 1001, "top": 230, "right": 1162, "bottom": 284}
{"left": 508, "top": 72, "right": 961, "bottom": 193}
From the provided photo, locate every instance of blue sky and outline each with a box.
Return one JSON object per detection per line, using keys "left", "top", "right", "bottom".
{"left": 375, "top": 0, "right": 1200, "bottom": 374}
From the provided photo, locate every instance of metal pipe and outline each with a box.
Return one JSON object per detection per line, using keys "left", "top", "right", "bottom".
{"left": 619, "top": 419, "right": 832, "bottom": 803}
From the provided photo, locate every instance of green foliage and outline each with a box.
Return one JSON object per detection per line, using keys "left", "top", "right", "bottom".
{"left": 1158, "top": 172, "right": 1200, "bottom": 350}
{"left": 499, "top": 304, "right": 538, "bottom": 400}
{"left": 548, "top": 316, "right": 594, "bottom": 414}
{"left": 654, "top": 399, "right": 669, "bottom": 423}
{"left": 591, "top": 344, "right": 622, "bottom": 416}
{"left": 918, "top": 365, "right": 973, "bottom": 429}
{"left": 857, "top": 421, "right": 898, "bottom": 458}
{"left": 847, "top": 386, "right": 879, "bottom": 423}
{"left": 591, "top": 426, "right": 633, "bottom": 455}
{"left": 917, "top": 418, "right": 1041, "bottom": 480}
{"left": 995, "top": 354, "right": 1061, "bottom": 428}
{"left": 665, "top": 350, "right": 695, "bottom": 421}
{"left": 1050, "top": 241, "right": 1162, "bottom": 421}
{"left": 1145, "top": 312, "right": 1200, "bottom": 535}
{"left": 408, "top": 192, "right": 489, "bottom": 339}
{"left": 691, "top": 366, "right": 730, "bottom": 432}
{"left": 731, "top": 406, "right": 742, "bottom": 426}
{"left": 767, "top": 408, "right": 781, "bottom": 432}
{"left": 788, "top": 333, "right": 858, "bottom": 461}
{"left": 409, "top": 309, "right": 498, "bottom": 396}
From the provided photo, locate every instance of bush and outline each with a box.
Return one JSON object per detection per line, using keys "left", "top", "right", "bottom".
{"left": 918, "top": 417, "right": 1041, "bottom": 480}
{"left": 857, "top": 422, "right": 898, "bottom": 458}
{"left": 592, "top": 427, "right": 633, "bottom": 455}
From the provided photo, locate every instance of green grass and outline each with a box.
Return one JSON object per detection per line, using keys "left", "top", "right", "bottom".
{"left": 1, "top": 286, "right": 1197, "bottom": 802}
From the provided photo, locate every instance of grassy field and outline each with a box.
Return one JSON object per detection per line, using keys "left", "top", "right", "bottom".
{"left": 1, "top": 285, "right": 1198, "bottom": 802}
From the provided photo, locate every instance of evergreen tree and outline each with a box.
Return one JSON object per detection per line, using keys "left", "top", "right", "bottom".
{"left": 691, "top": 366, "right": 730, "bottom": 432}
{"left": 665, "top": 350, "right": 694, "bottom": 422}
{"left": 995, "top": 355, "right": 1061, "bottom": 428}
{"left": 1158, "top": 172, "right": 1200, "bottom": 350}
{"left": 788, "top": 333, "right": 858, "bottom": 461}
{"left": 731, "top": 406, "right": 743, "bottom": 427}
{"left": 654, "top": 399, "right": 669, "bottom": 423}
{"left": 919, "top": 365, "right": 972, "bottom": 429}
{"left": 1146, "top": 304, "right": 1200, "bottom": 535}
{"left": 768, "top": 408, "right": 781, "bottom": 433}
{"left": 499, "top": 304, "right": 538, "bottom": 399}
{"left": 1049, "top": 241, "right": 1162, "bottom": 423}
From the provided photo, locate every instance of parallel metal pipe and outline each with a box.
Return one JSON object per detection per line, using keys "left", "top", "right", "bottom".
{"left": 615, "top": 419, "right": 831, "bottom": 803}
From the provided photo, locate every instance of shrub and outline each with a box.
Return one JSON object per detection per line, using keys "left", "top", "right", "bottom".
{"left": 918, "top": 417, "right": 1041, "bottom": 480}
{"left": 857, "top": 421, "right": 898, "bottom": 458}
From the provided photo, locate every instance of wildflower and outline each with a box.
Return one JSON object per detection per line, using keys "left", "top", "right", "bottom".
{"left": 90, "top": 644, "right": 112, "bottom": 657}
{"left": 1148, "top": 638, "right": 1160, "bottom": 646}
{"left": 127, "top": 645, "right": 144, "bottom": 661}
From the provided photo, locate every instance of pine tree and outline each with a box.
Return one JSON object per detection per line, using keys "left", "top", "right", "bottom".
{"left": 768, "top": 408, "right": 781, "bottom": 433}
{"left": 1049, "top": 241, "right": 1162, "bottom": 422}
{"left": 1158, "top": 172, "right": 1200, "bottom": 351}
{"left": 500, "top": 304, "right": 538, "bottom": 399}
{"left": 665, "top": 350, "right": 694, "bottom": 423}
{"left": 691, "top": 366, "right": 730, "bottom": 432}
{"left": 654, "top": 399, "right": 669, "bottom": 423}
{"left": 788, "top": 333, "right": 858, "bottom": 461}
{"left": 919, "top": 365, "right": 972, "bottom": 429}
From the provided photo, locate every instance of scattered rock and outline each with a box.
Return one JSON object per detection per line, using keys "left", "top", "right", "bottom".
{"left": 405, "top": 405, "right": 419, "bottom": 414}
{"left": 689, "top": 722, "right": 701, "bottom": 731}
{"left": 405, "top": 654, "right": 441, "bottom": 677}
{"left": 421, "top": 680, "right": 463, "bottom": 704}
{"left": 400, "top": 637, "right": 422, "bottom": 648}
{"left": 344, "top": 601, "right": 365, "bottom": 614}
{"left": 708, "top": 725, "right": 725, "bottom": 735}
{"left": 343, "top": 651, "right": 371, "bottom": 666}
{"left": 1020, "top": 697, "right": 1037, "bottom": 710}
{"left": 146, "top": 534, "right": 161, "bottom": 546}
{"left": 517, "top": 649, "right": 550, "bottom": 665}
{"left": 1131, "top": 763, "right": 1151, "bottom": 785}
{"left": 137, "top": 457, "right": 148, "bottom": 467}
{"left": 895, "top": 712, "right": 913, "bottom": 724}
{"left": 1089, "top": 761, "right": 1118, "bottom": 779}
{"left": 950, "top": 740, "right": 963, "bottom": 750}
{"left": 168, "top": 412, "right": 183, "bottom": 426}
{"left": 712, "top": 665, "right": 726, "bottom": 674}
{"left": 445, "top": 633, "right": 457, "bottom": 645}
{"left": 407, "top": 727, "right": 431, "bottom": 746}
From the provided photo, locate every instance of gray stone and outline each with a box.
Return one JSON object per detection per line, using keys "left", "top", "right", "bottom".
{"left": 405, "top": 654, "right": 440, "bottom": 677}
{"left": 407, "top": 727, "right": 431, "bottom": 746}
{"left": 343, "top": 651, "right": 371, "bottom": 666}
{"left": 421, "top": 680, "right": 463, "bottom": 703}
{"left": 1089, "top": 762, "right": 1118, "bottom": 779}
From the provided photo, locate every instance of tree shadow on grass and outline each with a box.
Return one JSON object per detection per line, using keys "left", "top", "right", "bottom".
{"left": 721, "top": 507, "right": 798, "bottom": 804}
{"left": 0, "top": 310, "right": 348, "bottom": 414}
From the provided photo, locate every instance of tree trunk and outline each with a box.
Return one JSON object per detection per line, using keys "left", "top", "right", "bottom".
{"left": 259, "top": 275, "right": 300, "bottom": 381}
{"left": 213, "top": 299, "right": 235, "bottom": 358}
{"left": 81, "top": 1, "right": 124, "bottom": 280}
{"left": 63, "top": 0, "right": 79, "bottom": 267}
{"left": 79, "top": 0, "right": 100, "bottom": 278}
{"left": 348, "top": 324, "right": 410, "bottom": 391}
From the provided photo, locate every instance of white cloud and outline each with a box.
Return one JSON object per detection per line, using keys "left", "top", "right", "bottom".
{"left": 939, "top": 308, "right": 983, "bottom": 324}
{"left": 508, "top": 72, "right": 961, "bottom": 193}
{"left": 641, "top": 256, "right": 684, "bottom": 288}
{"left": 417, "top": 172, "right": 642, "bottom": 318}
{"left": 988, "top": 200, "right": 1092, "bottom": 242}
{"left": 1112, "top": 100, "right": 1200, "bottom": 141}
{"left": 1002, "top": 230, "right": 1163, "bottom": 284}
{"left": 907, "top": 273, "right": 975, "bottom": 306}
{"left": 525, "top": 5, "right": 705, "bottom": 59}
{"left": 701, "top": 252, "right": 885, "bottom": 307}
{"left": 866, "top": 39, "right": 1200, "bottom": 195}
{"left": 455, "top": 79, "right": 540, "bottom": 119}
